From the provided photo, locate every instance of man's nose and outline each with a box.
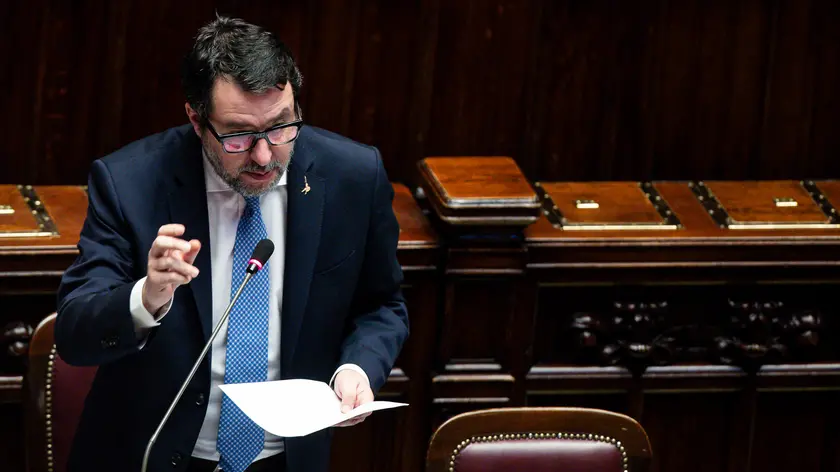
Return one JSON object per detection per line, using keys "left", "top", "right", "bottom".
{"left": 251, "top": 138, "right": 272, "bottom": 166}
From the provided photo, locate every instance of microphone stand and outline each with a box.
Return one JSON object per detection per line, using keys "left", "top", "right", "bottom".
{"left": 140, "top": 271, "right": 255, "bottom": 472}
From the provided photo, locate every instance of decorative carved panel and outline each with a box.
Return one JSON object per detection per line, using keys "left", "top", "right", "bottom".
{"left": 570, "top": 301, "right": 675, "bottom": 375}
{"left": 535, "top": 284, "right": 838, "bottom": 375}
{"left": 0, "top": 322, "right": 33, "bottom": 366}
{"left": 713, "top": 300, "right": 823, "bottom": 372}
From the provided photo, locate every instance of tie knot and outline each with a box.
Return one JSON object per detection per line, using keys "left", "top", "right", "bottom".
{"left": 244, "top": 196, "right": 260, "bottom": 213}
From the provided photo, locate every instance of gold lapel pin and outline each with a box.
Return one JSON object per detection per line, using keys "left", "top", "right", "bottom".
{"left": 302, "top": 175, "right": 311, "bottom": 195}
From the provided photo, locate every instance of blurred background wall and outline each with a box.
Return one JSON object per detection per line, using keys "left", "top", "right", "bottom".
{"left": 1, "top": 0, "right": 839, "bottom": 188}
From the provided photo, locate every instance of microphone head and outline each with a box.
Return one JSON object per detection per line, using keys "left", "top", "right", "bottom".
{"left": 247, "top": 239, "right": 275, "bottom": 272}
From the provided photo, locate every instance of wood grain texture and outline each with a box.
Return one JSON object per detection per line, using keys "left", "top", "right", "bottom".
{"left": 540, "top": 182, "right": 665, "bottom": 225}
{"left": 703, "top": 181, "right": 827, "bottom": 224}
{"left": 3, "top": 1, "right": 840, "bottom": 186}
{"left": 393, "top": 183, "right": 438, "bottom": 250}
{"left": 528, "top": 180, "right": 840, "bottom": 243}
{"left": 418, "top": 157, "right": 540, "bottom": 227}
{"left": 420, "top": 157, "right": 537, "bottom": 204}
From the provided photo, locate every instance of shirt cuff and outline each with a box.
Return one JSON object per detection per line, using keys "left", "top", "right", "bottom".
{"left": 130, "top": 276, "right": 174, "bottom": 331}
{"left": 330, "top": 364, "right": 370, "bottom": 389}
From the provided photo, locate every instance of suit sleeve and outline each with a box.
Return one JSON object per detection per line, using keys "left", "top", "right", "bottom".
{"left": 55, "top": 159, "right": 146, "bottom": 366}
{"left": 338, "top": 149, "right": 409, "bottom": 393}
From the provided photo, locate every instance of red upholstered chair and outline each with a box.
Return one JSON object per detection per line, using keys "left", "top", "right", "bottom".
{"left": 426, "top": 407, "right": 652, "bottom": 472}
{"left": 23, "top": 313, "right": 98, "bottom": 472}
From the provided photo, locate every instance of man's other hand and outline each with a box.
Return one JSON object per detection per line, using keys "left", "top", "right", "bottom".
{"left": 333, "top": 369, "right": 373, "bottom": 427}
{"left": 143, "top": 224, "right": 201, "bottom": 313}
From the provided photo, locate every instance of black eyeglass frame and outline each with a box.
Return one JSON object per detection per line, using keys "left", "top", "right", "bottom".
{"left": 205, "top": 118, "right": 304, "bottom": 154}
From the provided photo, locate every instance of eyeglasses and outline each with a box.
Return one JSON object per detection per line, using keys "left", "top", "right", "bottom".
{"left": 206, "top": 119, "right": 303, "bottom": 153}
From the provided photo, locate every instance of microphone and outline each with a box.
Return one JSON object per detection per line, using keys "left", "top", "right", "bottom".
{"left": 141, "top": 239, "right": 275, "bottom": 472}
{"left": 247, "top": 239, "right": 274, "bottom": 274}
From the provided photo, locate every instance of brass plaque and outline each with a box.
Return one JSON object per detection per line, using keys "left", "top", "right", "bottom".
{"left": 536, "top": 182, "right": 680, "bottom": 231}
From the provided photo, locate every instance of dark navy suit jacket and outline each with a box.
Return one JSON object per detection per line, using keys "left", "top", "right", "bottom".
{"left": 55, "top": 124, "right": 409, "bottom": 472}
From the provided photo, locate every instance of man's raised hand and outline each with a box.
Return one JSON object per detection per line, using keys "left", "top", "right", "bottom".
{"left": 142, "top": 224, "right": 201, "bottom": 314}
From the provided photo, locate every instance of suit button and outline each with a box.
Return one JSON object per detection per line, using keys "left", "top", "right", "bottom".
{"left": 101, "top": 339, "right": 109, "bottom": 349}
{"left": 196, "top": 393, "right": 205, "bottom": 406}
{"left": 171, "top": 452, "right": 182, "bottom": 467}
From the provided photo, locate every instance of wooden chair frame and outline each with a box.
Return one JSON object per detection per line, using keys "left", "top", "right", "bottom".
{"left": 23, "top": 313, "right": 97, "bottom": 472}
{"left": 426, "top": 407, "right": 652, "bottom": 472}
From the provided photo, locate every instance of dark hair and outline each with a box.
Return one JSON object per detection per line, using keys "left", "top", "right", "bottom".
{"left": 181, "top": 15, "right": 303, "bottom": 123}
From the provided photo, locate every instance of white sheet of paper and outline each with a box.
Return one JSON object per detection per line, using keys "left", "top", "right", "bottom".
{"left": 218, "top": 379, "right": 407, "bottom": 437}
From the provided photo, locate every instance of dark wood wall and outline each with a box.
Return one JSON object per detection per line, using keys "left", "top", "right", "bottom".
{"left": 3, "top": 2, "right": 840, "bottom": 472}
{"left": 1, "top": 0, "right": 840, "bottom": 188}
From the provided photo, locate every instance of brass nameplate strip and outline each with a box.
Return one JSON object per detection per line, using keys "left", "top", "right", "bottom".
{"left": 801, "top": 179, "right": 840, "bottom": 225}
{"left": 534, "top": 183, "right": 564, "bottom": 228}
{"left": 574, "top": 199, "right": 599, "bottom": 209}
{"left": 640, "top": 181, "right": 682, "bottom": 229}
{"left": 688, "top": 181, "right": 729, "bottom": 229}
{"left": 727, "top": 223, "right": 840, "bottom": 230}
{"left": 690, "top": 180, "right": 840, "bottom": 229}
{"left": 535, "top": 182, "right": 681, "bottom": 231}
{"left": 0, "top": 185, "right": 60, "bottom": 238}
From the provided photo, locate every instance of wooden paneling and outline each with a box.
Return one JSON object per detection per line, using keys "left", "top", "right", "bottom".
{"left": 0, "top": 403, "right": 24, "bottom": 471}
{"left": 527, "top": 280, "right": 840, "bottom": 472}
{"left": 750, "top": 391, "right": 840, "bottom": 472}
{"left": 641, "top": 393, "right": 741, "bottom": 472}
{"left": 330, "top": 391, "right": 411, "bottom": 472}
{"left": 418, "top": 157, "right": 840, "bottom": 472}
{"left": 3, "top": 1, "right": 840, "bottom": 187}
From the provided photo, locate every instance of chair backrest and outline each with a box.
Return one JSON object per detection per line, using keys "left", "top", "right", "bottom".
{"left": 426, "top": 407, "right": 652, "bottom": 472}
{"left": 24, "top": 313, "right": 97, "bottom": 472}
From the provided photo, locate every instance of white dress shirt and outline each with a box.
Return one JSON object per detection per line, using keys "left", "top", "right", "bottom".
{"left": 128, "top": 155, "right": 367, "bottom": 463}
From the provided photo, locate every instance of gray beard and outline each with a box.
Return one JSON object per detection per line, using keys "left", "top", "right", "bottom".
{"left": 202, "top": 139, "right": 293, "bottom": 197}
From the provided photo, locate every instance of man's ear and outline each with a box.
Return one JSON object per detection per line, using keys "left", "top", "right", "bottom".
{"left": 185, "top": 103, "right": 202, "bottom": 136}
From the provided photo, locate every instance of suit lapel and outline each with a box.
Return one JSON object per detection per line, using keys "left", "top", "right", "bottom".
{"left": 167, "top": 130, "right": 214, "bottom": 341}
{"left": 281, "top": 130, "right": 324, "bottom": 375}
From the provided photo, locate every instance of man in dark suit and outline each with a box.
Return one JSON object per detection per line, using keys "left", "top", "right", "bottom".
{"left": 55, "top": 15, "right": 408, "bottom": 472}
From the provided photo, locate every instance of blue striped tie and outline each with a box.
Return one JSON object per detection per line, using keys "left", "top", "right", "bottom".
{"left": 217, "top": 196, "right": 270, "bottom": 472}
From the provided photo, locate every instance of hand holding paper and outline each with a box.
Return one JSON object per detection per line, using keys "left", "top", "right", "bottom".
{"left": 333, "top": 368, "right": 373, "bottom": 427}
{"left": 218, "top": 379, "right": 407, "bottom": 437}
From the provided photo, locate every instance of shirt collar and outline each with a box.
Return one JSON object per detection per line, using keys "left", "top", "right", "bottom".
{"left": 202, "top": 150, "right": 288, "bottom": 193}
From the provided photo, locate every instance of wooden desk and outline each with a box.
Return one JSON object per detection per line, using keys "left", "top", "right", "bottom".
{"left": 524, "top": 179, "right": 840, "bottom": 470}
{"left": 7, "top": 171, "right": 840, "bottom": 472}
{"left": 0, "top": 185, "right": 88, "bottom": 390}
{"left": 417, "top": 156, "right": 840, "bottom": 472}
